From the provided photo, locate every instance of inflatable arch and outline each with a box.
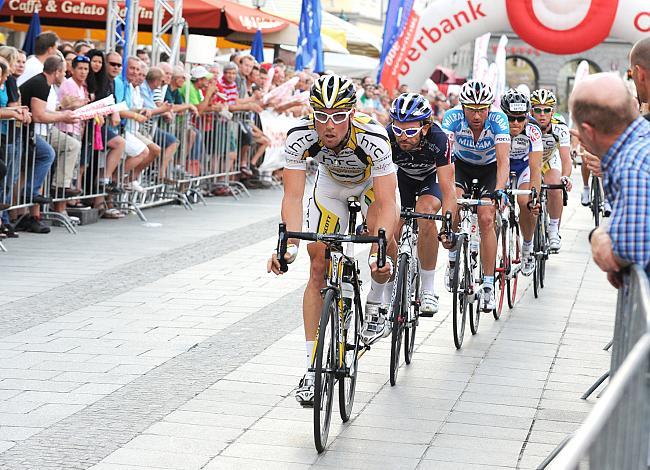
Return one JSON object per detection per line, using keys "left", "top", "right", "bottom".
{"left": 380, "top": 0, "right": 650, "bottom": 91}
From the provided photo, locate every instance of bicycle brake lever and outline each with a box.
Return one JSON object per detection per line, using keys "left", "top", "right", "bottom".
{"left": 377, "top": 228, "right": 386, "bottom": 269}
{"left": 277, "top": 223, "right": 288, "bottom": 273}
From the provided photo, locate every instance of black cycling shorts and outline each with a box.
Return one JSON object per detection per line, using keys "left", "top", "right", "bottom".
{"left": 455, "top": 159, "right": 497, "bottom": 197}
{"left": 397, "top": 169, "right": 442, "bottom": 209}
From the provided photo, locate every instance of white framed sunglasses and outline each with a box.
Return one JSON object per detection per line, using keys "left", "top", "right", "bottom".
{"left": 313, "top": 110, "right": 353, "bottom": 124}
{"left": 391, "top": 124, "right": 425, "bottom": 137}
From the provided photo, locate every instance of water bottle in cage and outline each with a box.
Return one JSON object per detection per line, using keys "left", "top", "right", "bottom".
{"left": 341, "top": 266, "right": 354, "bottom": 329}
{"left": 469, "top": 213, "right": 480, "bottom": 254}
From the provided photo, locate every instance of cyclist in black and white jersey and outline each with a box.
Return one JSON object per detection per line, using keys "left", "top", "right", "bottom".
{"left": 388, "top": 93, "right": 456, "bottom": 314}
{"left": 267, "top": 74, "right": 399, "bottom": 406}
{"left": 500, "top": 89, "right": 543, "bottom": 276}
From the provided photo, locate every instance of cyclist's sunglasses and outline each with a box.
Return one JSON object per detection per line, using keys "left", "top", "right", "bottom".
{"left": 391, "top": 124, "right": 425, "bottom": 137}
{"left": 463, "top": 104, "right": 490, "bottom": 111}
{"left": 532, "top": 107, "right": 553, "bottom": 114}
{"left": 313, "top": 109, "right": 352, "bottom": 124}
{"left": 72, "top": 55, "right": 90, "bottom": 64}
{"left": 507, "top": 114, "right": 527, "bottom": 123}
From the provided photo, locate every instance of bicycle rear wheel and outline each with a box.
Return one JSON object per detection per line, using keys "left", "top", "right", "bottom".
{"left": 339, "top": 285, "right": 360, "bottom": 422}
{"left": 313, "top": 289, "right": 337, "bottom": 453}
{"left": 452, "top": 234, "right": 468, "bottom": 349}
{"left": 495, "top": 225, "right": 508, "bottom": 320}
{"left": 591, "top": 176, "right": 601, "bottom": 227}
{"left": 533, "top": 217, "right": 542, "bottom": 298}
{"left": 507, "top": 221, "right": 520, "bottom": 309}
{"left": 390, "top": 253, "right": 408, "bottom": 386}
{"left": 404, "top": 258, "right": 420, "bottom": 365}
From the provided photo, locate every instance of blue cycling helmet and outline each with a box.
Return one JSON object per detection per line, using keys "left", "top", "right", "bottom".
{"left": 389, "top": 93, "right": 432, "bottom": 122}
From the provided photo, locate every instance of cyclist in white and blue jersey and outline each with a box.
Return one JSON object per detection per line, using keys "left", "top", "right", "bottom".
{"left": 441, "top": 80, "right": 511, "bottom": 311}
{"left": 500, "top": 89, "right": 543, "bottom": 276}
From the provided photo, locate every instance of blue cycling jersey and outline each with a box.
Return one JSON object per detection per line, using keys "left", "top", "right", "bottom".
{"left": 441, "top": 106, "right": 511, "bottom": 166}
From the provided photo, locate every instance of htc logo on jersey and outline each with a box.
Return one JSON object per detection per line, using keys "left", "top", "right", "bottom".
{"left": 288, "top": 133, "right": 316, "bottom": 153}
{"left": 358, "top": 134, "right": 387, "bottom": 160}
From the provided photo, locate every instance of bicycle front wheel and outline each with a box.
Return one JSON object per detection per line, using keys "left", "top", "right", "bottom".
{"left": 452, "top": 234, "right": 469, "bottom": 349}
{"left": 507, "top": 221, "right": 520, "bottom": 309}
{"left": 533, "top": 217, "right": 543, "bottom": 298}
{"left": 339, "top": 286, "right": 360, "bottom": 422}
{"left": 591, "top": 176, "right": 601, "bottom": 228}
{"left": 314, "top": 289, "right": 337, "bottom": 453}
{"left": 390, "top": 253, "right": 409, "bottom": 386}
{"left": 495, "top": 225, "right": 508, "bottom": 320}
{"left": 404, "top": 257, "right": 420, "bottom": 365}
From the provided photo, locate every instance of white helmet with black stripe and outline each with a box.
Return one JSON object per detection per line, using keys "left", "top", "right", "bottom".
{"left": 459, "top": 80, "right": 495, "bottom": 105}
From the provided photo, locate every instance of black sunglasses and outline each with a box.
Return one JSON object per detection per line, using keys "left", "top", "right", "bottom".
{"left": 72, "top": 55, "right": 90, "bottom": 64}
{"left": 507, "top": 115, "right": 527, "bottom": 123}
{"left": 108, "top": 61, "right": 122, "bottom": 68}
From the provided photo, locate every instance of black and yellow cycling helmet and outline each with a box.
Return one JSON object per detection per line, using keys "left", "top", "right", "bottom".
{"left": 530, "top": 89, "right": 557, "bottom": 107}
{"left": 310, "top": 74, "right": 357, "bottom": 110}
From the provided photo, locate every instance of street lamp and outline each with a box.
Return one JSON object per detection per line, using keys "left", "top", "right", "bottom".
{"left": 252, "top": 0, "right": 266, "bottom": 8}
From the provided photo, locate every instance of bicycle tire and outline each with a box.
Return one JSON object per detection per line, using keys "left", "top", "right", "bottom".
{"left": 591, "top": 176, "right": 601, "bottom": 228}
{"left": 533, "top": 217, "right": 542, "bottom": 299}
{"left": 338, "top": 281, "right": 360, "bottom": 422}
{"left": 404, "top": 257, "right": 420, "bottom": 365}
{"left": 495, "top": 225, "right": 508, "bottom": 319}
{"left": 452, "top": 234, "right": 468, "bottom": 349}
{"left": 469, "top": 256, "right": 482, "bottom": 335}
{"left": 539, "top": 213, "right": 547, "bottom": 289}
{"left": 313, "top": 289, "right": 337, "bottom": 453}
{"left": 390, "top": 254, "right": 408, "bottom": 386}
{"left": 507, "top": 221, "right": 520, "bottom": 309}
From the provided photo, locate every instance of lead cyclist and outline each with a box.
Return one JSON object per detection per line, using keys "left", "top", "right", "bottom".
{"left": 267, "top": 74, "right": 399, "bottom": 407}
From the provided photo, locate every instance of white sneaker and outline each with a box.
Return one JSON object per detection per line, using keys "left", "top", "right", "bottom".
{"left": 549, "top": 233, "right": 561, "bottom": 252}
{"left": 360, "top": 302, "right": 390, "bottom": 343}
{"left": 482, "top": 285, "right": 496, "bottom": 311}
{"left": 603, "top": 201, "right": 612, "bottom": 217}
{"left": 521, "top": 253, "right": 535, "bottom": 277}
{"left": 126, "top": 180, "right": 146, "bottom": 193}
{"left": 581, "top": 188, "right": 591, "bottom": 206}
{"left": 444, "top": 263, "right": 454, "bottom": 292}
{"left": 420, "top": 291, "right": 439, "bottom": 315}
{"left": 295, "top": 372, "right": 315, "bottom": 407}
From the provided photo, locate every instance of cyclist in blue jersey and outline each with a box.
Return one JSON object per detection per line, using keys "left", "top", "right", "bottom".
{"left": 388, "top": 93, "right": 457, "bottom": 314}
{"left": 500, "top": 89, "right": 543, "bottom": 276}
{"left": 441, "top": 81, "right": 511, "bottom": 311}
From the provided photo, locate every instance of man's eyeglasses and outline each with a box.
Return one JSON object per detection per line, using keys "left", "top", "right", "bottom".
{"left": 391, "top": 124, "right": 425, "bottom": 137}
{"left": 313, "top": 110, "right": 352, "bottom": 124}
{"left": 532, "top": 107, "right": 553, "bottom": 114}
{"left": 463, "top": 104, "right": 490, "bottom": 112}
{"left": 507, "top": 115, "right": 527, "bottom": 123}
{"left": 73, "top": 55, "right": 90, "bottom": 64}
{"left": 108, "top": 62, "right": 123, "bottom": 68}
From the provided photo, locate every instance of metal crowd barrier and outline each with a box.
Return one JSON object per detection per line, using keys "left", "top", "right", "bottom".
{"left": 539, "top": 265, "right": 650, "bottom": 470}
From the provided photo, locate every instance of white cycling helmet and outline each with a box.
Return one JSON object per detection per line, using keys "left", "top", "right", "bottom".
{"left": 530, "top": 88, "right": 557, "bottom": 107}
{"left": 459, "top": 80, "right": 494, "bottom": 105}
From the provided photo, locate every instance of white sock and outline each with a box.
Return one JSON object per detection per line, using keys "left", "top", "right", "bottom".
{"left": 306, "top": 341, "right": 314, "bottom": 369}
{"left": 421, "top": 269, "right": 436, "bottom": 294}
{"left": 549, "top": 219, "right": 560, "bottom": 236}
{"left": 367, "top": 278, "right": 385, "bottom": 304}
{"left": 522, "top": 239, "right": 533, "bottom": 255}
{"left": 448, "top": 250, "right": 457, "bottom": 264}
{"left": 383, "top": 280, "right": 395, "bottom": 304}
{"left": 583, "top": 185, "right": 590, "bottom": 192}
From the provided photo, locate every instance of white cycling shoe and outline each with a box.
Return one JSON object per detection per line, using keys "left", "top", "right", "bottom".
{"left": 295, "top": 372, "right": 315, "bottom": 407}
{"left": 481, "top": 285, "right": 496, "bottom": 312}
{"left": 360, "top": 302, "right": 391, "bottom": 343}
{"left": 420, "top": 291, "right": 439, "bottom": 316}
{"left": 581, "top": 188, "right": 591, "bottom": 206}
{"left": 549, "top": 233, "right": 561, "bottom": 252}
{"left": 521, "top": 253, "right": 535, "bottom": 277}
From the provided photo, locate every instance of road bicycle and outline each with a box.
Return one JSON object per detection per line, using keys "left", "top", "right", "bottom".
{"left": 495, "top": 173, "right": 534, "bottom": 317}
{"left": 389, "top": 207, "right": 451, "bottom": 386}
{"left": 590, "top": 174, "right": 605, "bottom": 228}
{"left": 532, "top": 182, "right": 568, "bottom": 298}
{"left": 450, "top": 179, "right": 495, "bottom": 349}
{"left": 276, "top": 197, "right": 387, "bottom": 453}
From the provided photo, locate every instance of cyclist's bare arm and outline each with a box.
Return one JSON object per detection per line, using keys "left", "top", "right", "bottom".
{"left": 370, "top": 173, "right": 398, "bottom": 243}
{"left": 437, "top": 163, "right": 457, "bottom": 248}
{"left": 495, "top": 142, "right": 510, "bottom": 191}
{"left": 559, "top": 146, "right": 573, "bottom": 190}
{"left": 529, "top": 149, "right": 543, "bottom": 196}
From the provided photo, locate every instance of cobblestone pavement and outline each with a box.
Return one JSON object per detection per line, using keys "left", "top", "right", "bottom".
{"left": 0, "top": 183, "right": 616, "bottom": 469}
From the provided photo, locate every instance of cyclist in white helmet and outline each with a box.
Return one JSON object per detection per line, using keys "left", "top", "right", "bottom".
{"left": 441, "top": 80, "right": 511, "bottom": 311}
{"left": 530, "top": 89, "right": 573, "bottom": 252}
{"left": 267, "top": 74, "right": 398, "bottom": 407}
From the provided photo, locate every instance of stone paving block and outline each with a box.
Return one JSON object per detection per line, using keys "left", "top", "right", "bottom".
{"left": 417, "top": 460, "right": 516, "bottom": 470}
{"left": 338, "top": 424, "right": 433, "bottom": 444}
{"left": 361, "top": 402, "right": 449, "bottom": 421}
{"left": 0, "top": 440, "right": 15, "bottom": 453}
{"left": 125, "top": 434, "right": 228, "bottom": 454}
{"left": 313, "top": 450, "right": 419, "bottom": 469}
{"left": 235, "top": 429, "right": 318, "bottom": 449}
{"left": 249, "top": 417, "right": 345, "bottom": 437}
{"left": 453, "top": 401, "right": 537, "bottom": 419}
{"left": 203, "top": 456, "right": 311, "bottom": 470}
{"left": 221, "top": 442, "right": 319, "bottom": 465}
{"left": 103, "top": 447, "right": 213, "bottom": 470}
{"left": 437, "top": 422, "right": 530, "bottom": 441}
{"left": 72, "top": 382, "right": 124, "bottom": 395}
{"left": 422, "top": 445, "right": 519, "bottom": 467}
{"left": 459, "top": 391, "right": 540, "bottom": 408}
{"left": 0, "top": 368, "right": 62, "bottom": 381}
{"left": 14, "top": 390, "right": 104, "bottom": 405}
{"left": 0, "top": 378, "right": 81, "bottom": 393}
{"left": 446, "top": 411, "right": 533, "bottom": 430}
{"left": 184, "top": 391, "right": 282, "bottom": 408}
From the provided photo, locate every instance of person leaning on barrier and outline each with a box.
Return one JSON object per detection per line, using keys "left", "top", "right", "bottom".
{"left": 165, "top": 66, "right": 200, "bottom": 175}
{"left": 140, "top": 66, "right": 178, "bottom": 180}
{"left": 569, "top": 73, "right": 650, "bottom": 287}
{"left": 17, "top": 55, "right": 78, "bottom": 233}
{"left": 18, "top": 31, "right": 60, "bottom": 87}
{"left": 110, "top": 54, "right": 150, "bottom": 193}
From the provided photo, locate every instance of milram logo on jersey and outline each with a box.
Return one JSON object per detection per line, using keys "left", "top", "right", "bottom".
{"left": 491, "top": 113, "right": 508, "bottom": 130}
{"left": 455, "top": 132, "right": 496, "bottom": 151}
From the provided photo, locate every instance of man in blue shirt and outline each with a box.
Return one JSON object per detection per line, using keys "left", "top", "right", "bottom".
{"left": 570, "top": 73, "right": 650, "bottom": 286}
{"left": 442, "top": 80, "right": 511, "bottom": 311}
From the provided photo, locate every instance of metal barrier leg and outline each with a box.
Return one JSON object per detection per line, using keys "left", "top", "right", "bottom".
{"left": 536, "top": 434, "right": 574, "bottom": 470}
{"left": 604, "top": 339, "right": 614, "bottom": 351}
{"left": 0, "top": 240, "right": 7, "bottom": 252}
{"left": 581, "top": 371, "right": 610, "bottom": 400}
{"left": 41, "top": 210, "right": 79, "bottom": 235}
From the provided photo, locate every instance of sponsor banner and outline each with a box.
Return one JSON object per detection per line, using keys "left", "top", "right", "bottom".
{"left": 379, "top": 9, "right": 420, "bottom": 93}
{"left": 472, "top": 32, "right": 490, "bottom": 81}
{"left": 257, "top": 110, "right": 302, "bottom": 172}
